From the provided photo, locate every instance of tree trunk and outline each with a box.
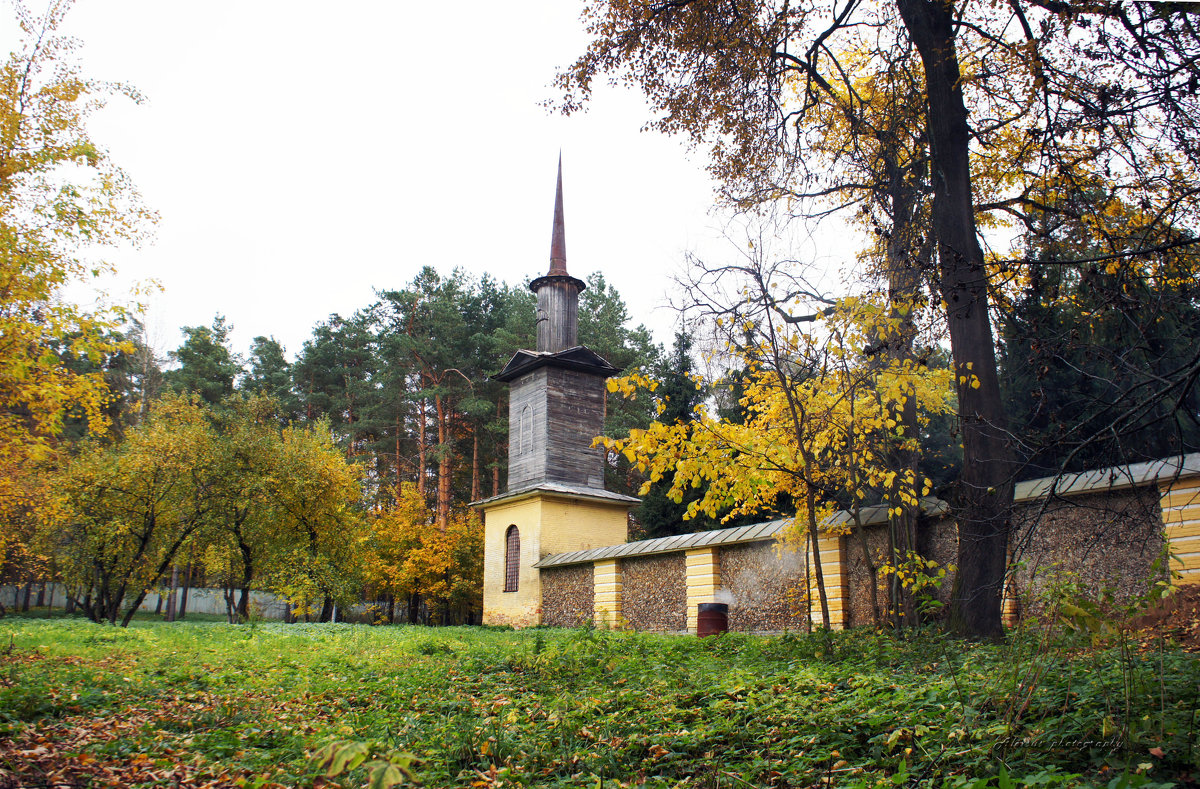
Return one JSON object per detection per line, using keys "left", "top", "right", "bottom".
{"left": 435, "top": 393, "right": 451, "bottom": 530}
{"left": 884, "top": 147, "right": 926, "bottom": 628}
{"left": 20, "top": 582, "right": 31, "bottom": 612}
{"left": 36, "top": 581, "right": 46, "bottom": 608}
{"left": 237, "top": 534, "right": 254, "bottom": 622}
{"left": 805, "top": 487, "right": 832, "bottom": 630}
{"left": 165, "top": 564, "right": 179, "bottom": 622}
{"left": 319, "top": 596, "right": 333, "bottom": 623}
{"left": 471, "top": 428, "right": 481, "bottom": 503}
{"left": 179, "top": 560, "right": 193, "bottom": 618}
{"left": 896, "top": 0, "right": 1015, "bottom": 639}
{"left": 396, "top": 416, "right": 404, "bottom": 502}
{"left": 493, "top": 397, "right": 503, "bottom": 497}
{"left": 418, "top": 397, "right": 428, "bottom": 499}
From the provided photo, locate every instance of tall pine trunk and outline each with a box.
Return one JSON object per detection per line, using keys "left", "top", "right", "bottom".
{"left": 435, "top": 393, "right": 451, "bottom": 530}
{"left": 418, "top": 398, "right": 428, "bottom": 499}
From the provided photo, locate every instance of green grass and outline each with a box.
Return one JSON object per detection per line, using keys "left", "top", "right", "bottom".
{"left": 0, "top": 617, "right": 1196, "bottom": 788}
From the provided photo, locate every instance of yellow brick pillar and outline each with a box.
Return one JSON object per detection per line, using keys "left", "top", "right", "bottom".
{"left": 805, "top": 532, "right": 846, "bottom": 630}
{"left": 685, "top": 548, "right": 721, "bottom": 633}
{"left": 593, "top": 559, "right": 623, "bottom": 627}
{"left": 1161, "top": 476, "right": 1200, "bottom": 587}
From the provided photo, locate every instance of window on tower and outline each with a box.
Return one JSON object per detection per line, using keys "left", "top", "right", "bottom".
{"left": 504, "top": 525, "right": 520, "bottom": 592}
{"left": 519, "top": 405, "right": 533, "bottom": 455}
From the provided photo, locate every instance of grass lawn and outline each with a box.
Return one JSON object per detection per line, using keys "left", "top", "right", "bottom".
{"left": 1, "top": 615, "right": 1196, "bottom": 788}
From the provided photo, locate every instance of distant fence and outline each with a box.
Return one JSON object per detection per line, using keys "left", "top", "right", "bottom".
{"left": 0, "top": 584, "right": 342, "bottom": 621}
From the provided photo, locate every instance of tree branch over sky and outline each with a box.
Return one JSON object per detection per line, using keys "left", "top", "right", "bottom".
{"left": 554, "top": 0, "right": 1200, "bottom": 637}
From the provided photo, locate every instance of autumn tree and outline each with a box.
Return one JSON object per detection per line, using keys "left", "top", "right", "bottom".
{"left": 634, "top": 330, "right": 718, "bottom": 538}
{"left": 0, "top": 0, "right": 154, "bottom": 569}
{"left": 365, "top": 483, "right": 483, "bottom": 625}
{"left": 555, "top": 0, "right": 1200, "bottom": 636}
{"left": 44, "top": 396, "right": 216, "bottom": 626}
{"left": 603, "top": 280, "right": 953, "bottom": 627}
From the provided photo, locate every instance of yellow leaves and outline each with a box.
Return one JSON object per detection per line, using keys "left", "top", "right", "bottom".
{"left": 0, "top": 1, "right": 156, "bottom": 523}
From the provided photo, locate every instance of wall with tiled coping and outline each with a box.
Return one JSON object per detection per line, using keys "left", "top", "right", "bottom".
{"left": 535, "top": 466, "right": 1200, "bottom": 634}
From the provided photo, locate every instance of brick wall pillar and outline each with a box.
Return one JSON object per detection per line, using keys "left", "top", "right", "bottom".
{"left": 1161, "top": 476, "right": 1200, "bottom": 586}
{"left": 593, "top": 559, "right": 623, "bottom": 627}
{"left": 806, "top": 533, "right": 846, "bottom": 630}
{"left": 685, "top": 548, "right": 721, "bottom": 633}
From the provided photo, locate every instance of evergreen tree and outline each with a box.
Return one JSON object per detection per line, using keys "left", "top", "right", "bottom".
{"left": 635, "top": 331, "right": 720, "bottom": 538}
{"left": 166, "top": 315, "right": 242, "bottom": 406}
{"left": 999, "top": 204, "right": 1200, "bottom": 477}
{"left": 242, "top": 336, "right": 299, "bottom": 421}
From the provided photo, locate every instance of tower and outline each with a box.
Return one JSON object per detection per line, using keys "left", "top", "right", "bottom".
{"left": 478, "top": 157, "right": 637, "bottom": 626}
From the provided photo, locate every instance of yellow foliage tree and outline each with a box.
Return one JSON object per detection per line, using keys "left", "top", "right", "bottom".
{"left": 365, "top": 483, "right": 483, "bottom": 625}
{"left": 0, "top": 0, "right": 155, "bottom": 566}
{"left": 43, "top": 396, "right": 216, "bottom": 626}
{"left": 601, "top": 293, "right": 953, "bottom": 628}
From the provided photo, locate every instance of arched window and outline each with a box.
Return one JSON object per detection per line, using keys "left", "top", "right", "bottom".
{"left": 504, "top": 525, "right": 520, "bottom": 592}
{"left": 519, "top": 405, "right": 533, "bottom": 455}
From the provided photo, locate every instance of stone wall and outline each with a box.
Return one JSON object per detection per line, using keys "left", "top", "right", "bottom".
{"left": 540, "top": 565, "right": 594, "bottom": 627}
{"left": 840, "top": 488, "right": 1163, "bottom": 627}
{"left": 621, "top": 554, "right": 686, "bottom": 631}
{"left": 1007, "top": 486, "right": 1164, "bottom": 615}
{"left": 719, "top": 542, "right": 808, "bottom": 632}
{"left": 842, "top": 516, "right": 958, "bottom": 628}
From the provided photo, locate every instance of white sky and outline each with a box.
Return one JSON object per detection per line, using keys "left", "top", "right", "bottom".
{"left": 26, "top": 1, "right": 856, "bottom": 361}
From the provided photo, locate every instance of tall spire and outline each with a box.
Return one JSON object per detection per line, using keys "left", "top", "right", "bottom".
{"left": 548, "top": 153, "right": 568, "bottom": 276}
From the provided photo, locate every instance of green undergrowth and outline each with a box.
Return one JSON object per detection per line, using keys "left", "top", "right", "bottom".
{"left": 1, "top": 618, "right": 1196, "bottom": 788}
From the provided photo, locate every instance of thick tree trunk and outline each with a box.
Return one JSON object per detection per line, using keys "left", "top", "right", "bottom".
{"left": 319, "top": 596, "right": 333, "bottom": 623}
{"left": 36, "top": 581, "right": 46, "bottom": 608}
{"left": 895, "top": 0, "right": 1015, "bottom": 639}
{"left": 20, "top": 582, "right": 31, "bottom": 612}
{"left": 885, "top": 152, "right": 925, "bottom": 627}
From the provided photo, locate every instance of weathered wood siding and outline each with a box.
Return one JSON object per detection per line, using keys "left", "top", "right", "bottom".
{"left": 622, "top": 554, "right": 687, "bottom": 631}
{"left": 507, "top": 371, "right": 548, "bottom": 490}
{"left": 536, "top": 279, "right": 580, "bottom": 353}
{"left": 506, "top": 366, "right": 607, "bottom": 491}
{"left": 543, "top": 367, "right": 607, "bottom": 489}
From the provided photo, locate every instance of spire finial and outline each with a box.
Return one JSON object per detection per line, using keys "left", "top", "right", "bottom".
{"left": 548, "top": 153, "right": 568, "bottom": 276}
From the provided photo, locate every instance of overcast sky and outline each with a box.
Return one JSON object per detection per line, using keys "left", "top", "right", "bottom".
{"left": 28, "top": 1, "right": 854, "bottom": 361}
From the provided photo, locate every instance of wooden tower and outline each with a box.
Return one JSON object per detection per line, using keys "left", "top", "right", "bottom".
{"left": 477, "top": 157, "right": 637, "bottom": 626}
